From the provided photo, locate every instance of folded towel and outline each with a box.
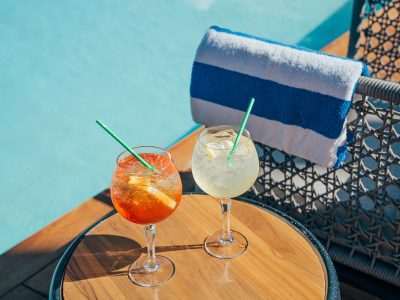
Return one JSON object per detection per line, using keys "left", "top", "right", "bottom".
{"left": 190, "top": 26, "right": 369, "bottom": 168}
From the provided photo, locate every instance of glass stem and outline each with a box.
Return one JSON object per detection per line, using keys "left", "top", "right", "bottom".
{"left": 144, "top": 224, "right": 159, "bottom": 271}
{"left": 220, "top": 198, "right": 234, "bottom": 243}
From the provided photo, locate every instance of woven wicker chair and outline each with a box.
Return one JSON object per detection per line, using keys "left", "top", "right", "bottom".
{"left": 242, "top": 1, "right": 400, "bottom": 294}
{"left": 349, "top": 0, "right": 400, "bottom": 82}
{"left": 244, "top": 76, "right": 400, "bottom": 291}
{"left": 243, "top": 0, "right": 400, "bottom": 292}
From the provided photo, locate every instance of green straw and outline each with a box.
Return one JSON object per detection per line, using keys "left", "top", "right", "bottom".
{"left": 96, "top": 120, "right": 157, "bottom": 172}
{"left": 227, "top": 98, "right": 255, "bottom": 165}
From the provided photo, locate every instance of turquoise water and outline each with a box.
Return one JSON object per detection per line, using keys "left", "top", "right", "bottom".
{"left": 0, "top": 0, "right": 351, "bottom": 253}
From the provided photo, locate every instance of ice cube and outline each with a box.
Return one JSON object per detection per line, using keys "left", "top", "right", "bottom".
{"left": 206, "top": 140, "right": 234, "bottom": 158}
{"left": 234, "top": 138, "right": 252, "bottom": 156}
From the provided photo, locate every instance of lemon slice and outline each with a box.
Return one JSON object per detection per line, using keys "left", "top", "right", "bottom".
{"left": 206, "top": 147, "right": 218, "bottom": 158}
{"left": 148, "top": 186, "right": 177, "bottom": 209}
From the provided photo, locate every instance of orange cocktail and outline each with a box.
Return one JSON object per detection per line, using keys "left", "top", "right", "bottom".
{"left": 111, "top": 153, "right": 182, "bottom": 224}
{"left": 110, "top": 146, "right": 182, "bottom": 287}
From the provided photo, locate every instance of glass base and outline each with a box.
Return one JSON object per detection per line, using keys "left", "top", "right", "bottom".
{"left": 204, "top": 230, "right": 248, "bottom": 259}
{"left": 128, "top": 255, "right": 175, "bottom": 287}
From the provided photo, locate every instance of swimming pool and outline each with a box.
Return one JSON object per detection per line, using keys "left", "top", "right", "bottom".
{"left": 0, "top": 0, "right": 352, "bottom": 253}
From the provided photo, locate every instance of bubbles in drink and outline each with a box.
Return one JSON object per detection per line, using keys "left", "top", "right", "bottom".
{"left": 192, "top": 128, "right": 259, "bottom": 199}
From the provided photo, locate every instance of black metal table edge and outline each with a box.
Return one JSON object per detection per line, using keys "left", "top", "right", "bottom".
{"left": 49, "top": 192, "right": 340, "bottom": 300}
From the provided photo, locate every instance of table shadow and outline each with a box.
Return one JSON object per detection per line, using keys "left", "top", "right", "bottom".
{"left": 64, "top": 234, "right": 203, "bottom": 282}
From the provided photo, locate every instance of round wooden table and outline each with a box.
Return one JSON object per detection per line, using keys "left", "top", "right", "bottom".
{"left": 50, "top": 194, "right": 339, "bottom": 299}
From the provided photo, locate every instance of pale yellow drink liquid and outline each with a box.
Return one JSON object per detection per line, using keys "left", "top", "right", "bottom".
{"left": 192, "top": 129, "right": 259, "bottom": 199}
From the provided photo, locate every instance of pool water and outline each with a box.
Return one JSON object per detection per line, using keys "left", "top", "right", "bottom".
{"left": 0, "top": 0, "right": 352, "bottom": 253}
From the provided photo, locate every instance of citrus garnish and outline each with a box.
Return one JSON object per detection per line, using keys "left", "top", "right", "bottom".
{"left": 128, "top": 175, "right": 176, "bottom": 209}
{"left": 148, "top": 186, "right": 177, "bottom": 209}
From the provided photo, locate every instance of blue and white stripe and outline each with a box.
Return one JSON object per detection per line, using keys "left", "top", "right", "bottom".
{"left": 190, "top": 26, "right": 369, "bottom": 168}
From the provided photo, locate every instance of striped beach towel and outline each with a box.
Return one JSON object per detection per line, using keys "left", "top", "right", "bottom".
{"left": 190, "top": 26, "right": 369, "bottom": 168}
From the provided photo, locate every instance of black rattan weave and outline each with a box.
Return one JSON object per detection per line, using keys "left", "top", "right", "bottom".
{"left": 246, "top": 77, "right": 400, "bottom": 286}
{"left": 354, "top": 0, "right": 400, "bottom": 82}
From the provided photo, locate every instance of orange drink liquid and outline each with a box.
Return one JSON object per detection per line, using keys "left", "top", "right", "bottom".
{"left": 111, "top": 153, "right": 182, "bottom": 225}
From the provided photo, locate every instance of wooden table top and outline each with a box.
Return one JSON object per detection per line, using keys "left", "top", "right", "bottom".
{"left": 61, "top": 194, "right": 328, "bottom": 300}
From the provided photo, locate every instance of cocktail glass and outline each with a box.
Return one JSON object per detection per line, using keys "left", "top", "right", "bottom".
{"left": 110, "top": 146, "right": 182, "bottom": 287}
{"left": 192, "top": 125, "right": 259, "bottom": 258}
